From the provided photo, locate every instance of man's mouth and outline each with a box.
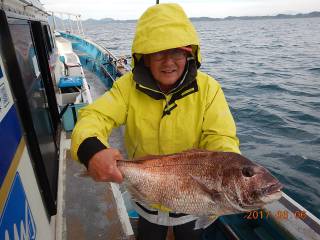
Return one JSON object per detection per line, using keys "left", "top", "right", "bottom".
{"left": 161, "top": 69, "right": 176, "bottom": 74}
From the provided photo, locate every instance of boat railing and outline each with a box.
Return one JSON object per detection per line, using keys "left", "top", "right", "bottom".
{"left": 48, "top": 11, "right": 131, "bottom": 84}
{"left": 49, "top": 11, "right": 85, "bottom": 37}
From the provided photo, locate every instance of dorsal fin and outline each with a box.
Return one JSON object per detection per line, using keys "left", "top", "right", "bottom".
{"left": 133, "top": 155, "right": 160, "bottom": 161}
{"left": 182, "top": 149, "right": 211, "bottom": 154}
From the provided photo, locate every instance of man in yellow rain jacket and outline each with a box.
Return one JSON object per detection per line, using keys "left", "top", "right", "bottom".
{"left": 71, "top": 3, "right": 240, "bottom": 240}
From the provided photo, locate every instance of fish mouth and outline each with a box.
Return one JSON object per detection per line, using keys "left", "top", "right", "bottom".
{"left": 262, "top": 182, "right": 283, "bottom": 195}
{"left": 259, "top": 182, "right": 283, "bottom": 203}
{"left": 240, "top": 182, "right": 283, "bottom": 209}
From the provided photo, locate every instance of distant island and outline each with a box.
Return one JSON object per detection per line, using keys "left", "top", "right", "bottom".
{"left": 190, "top": 11, "right": 320, "bottom": 21}
{"left": 50, "top": 11, "right": 320, "bottom": 26}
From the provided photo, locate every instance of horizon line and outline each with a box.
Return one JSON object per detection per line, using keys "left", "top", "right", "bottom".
{"left": 78, "top": 10, "right": 320, "bottom": 21}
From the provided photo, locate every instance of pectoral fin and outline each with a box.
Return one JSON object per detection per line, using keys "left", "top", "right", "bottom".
{"left": 194, "top": 215, "right": 219, "bottom": 229}
{"left": 189, "top": 174, "right": 222, "bottom": 202}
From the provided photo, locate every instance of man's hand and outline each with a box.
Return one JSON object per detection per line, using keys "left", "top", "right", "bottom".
{"left": 87, "top": 148, "right": 124, "bottom": 183}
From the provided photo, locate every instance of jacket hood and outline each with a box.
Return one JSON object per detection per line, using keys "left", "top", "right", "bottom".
{"left": 131, "top": 3, "right": 201, "bottom": 68}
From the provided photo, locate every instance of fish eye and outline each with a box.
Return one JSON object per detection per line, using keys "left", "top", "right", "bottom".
{"left": 242, "top": 167, "right": 255, "bottom": 177}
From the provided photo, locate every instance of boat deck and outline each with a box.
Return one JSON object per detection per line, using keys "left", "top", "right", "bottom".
{"left": 64, "top": 133, "right": 132, "bottom": 239}
{"left": 61, "top": 68, "right": 134, "bottom": 239}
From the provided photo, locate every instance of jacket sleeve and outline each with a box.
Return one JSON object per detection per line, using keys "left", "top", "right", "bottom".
{"left": 70, "top": 76, "right": 129, "bottom": 163}
{"left": 199, "top": 79, "right": 241, "bottom": 153}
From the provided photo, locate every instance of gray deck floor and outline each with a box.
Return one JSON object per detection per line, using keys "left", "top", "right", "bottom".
{"left": 64, "top": 69, "right": 132, "bottom": 239}
{"left": 84, "top": 68, "right": 108, "bottom": 100}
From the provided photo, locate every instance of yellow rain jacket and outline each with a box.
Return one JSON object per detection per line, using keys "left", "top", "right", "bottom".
{"left": 71, "top": 3, "right": 240, "bottom": 165}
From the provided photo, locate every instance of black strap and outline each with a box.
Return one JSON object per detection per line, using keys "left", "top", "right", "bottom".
{"left": 169, "top": 212, "right": 188, "bottom": 218}
{"left": 59, "top": 103, "right": 78, "bottom": 125}
{"left": 136, "top": 202, "right": 158, "bottom": 215}
{"left": 135, "top": 202, "right": 188, "bottom": 218}
{"left": 59, "top": 103, "right": 72, "bottom": 119}
{"left": 71, "top": 104, "right": 77, "bottom": 125}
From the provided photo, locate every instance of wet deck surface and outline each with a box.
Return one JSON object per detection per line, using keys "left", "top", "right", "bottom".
{"left": 64, "top": 68, "right": 133, "bottom": 239}
{"left": 84, "top": 68, "right": 108, "bottom": 99}
{"left": 65, "top": 126, "right": 132, "bottom": 239}
{"left": 65, "top": 150, "right": 124, "bottom": 239}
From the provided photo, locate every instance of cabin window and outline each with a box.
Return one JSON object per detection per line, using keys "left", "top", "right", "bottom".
{"left": 31, "top": 21, "right": 61, "bottom": 137}
{"left": 43, "top": 24, "right": 54, "bottom": 54}
{"left": 2, "top": 16, "right": 59, "bottom": 217}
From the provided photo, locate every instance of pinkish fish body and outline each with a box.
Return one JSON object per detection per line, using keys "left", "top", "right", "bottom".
{"left": 117, "top": 150, "right": 282, "bottom": 228}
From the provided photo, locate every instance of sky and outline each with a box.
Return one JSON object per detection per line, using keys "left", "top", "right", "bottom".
{"left": 42, "top": 0, "right": 320, "bottom": 20}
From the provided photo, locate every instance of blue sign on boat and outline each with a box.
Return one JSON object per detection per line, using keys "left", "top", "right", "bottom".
{"left": 0, "top": 173, "right": 37, "bottom": 240}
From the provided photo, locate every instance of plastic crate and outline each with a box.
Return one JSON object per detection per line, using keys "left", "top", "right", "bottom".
{"left": 60, "top": 103, "right": 87, "bottom": 131}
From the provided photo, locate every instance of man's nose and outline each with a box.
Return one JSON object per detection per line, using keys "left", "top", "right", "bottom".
{"left": 161, "top": 54, "right": 175, "bottom": 64}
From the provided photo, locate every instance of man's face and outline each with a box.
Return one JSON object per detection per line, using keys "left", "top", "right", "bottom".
{"left": 144, "top": 48, "right": 187, "bottom": 92}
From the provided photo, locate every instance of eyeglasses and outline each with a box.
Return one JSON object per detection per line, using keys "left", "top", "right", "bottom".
{"left": 149, "top": 48, "right": 188, "bottom": 61}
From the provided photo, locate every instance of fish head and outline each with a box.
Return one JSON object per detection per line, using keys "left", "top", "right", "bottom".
{"left": 221, "top": 153, "right": 283, "bottom": 211}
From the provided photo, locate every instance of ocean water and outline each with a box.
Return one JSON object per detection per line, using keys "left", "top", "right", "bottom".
{"left": 84, "top": 17, "right": 320, "bottom": 218}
